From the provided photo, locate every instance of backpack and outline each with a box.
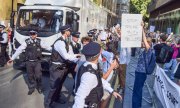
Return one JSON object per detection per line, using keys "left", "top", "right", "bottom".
{"left": 143, "top": 51, "right": 156, "bottom": 75}
{"left": 157, "top": 44, "right": 173, "bottom": 63}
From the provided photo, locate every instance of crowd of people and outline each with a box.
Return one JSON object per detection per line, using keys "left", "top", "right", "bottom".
{"left": 0, "top": 20, "right": 180, "bottom": 108}
{"left": 145, "top": 28, "right": 180, "bottom": 85}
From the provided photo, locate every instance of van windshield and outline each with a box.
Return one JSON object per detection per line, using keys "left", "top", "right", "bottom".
{"left": 16, "top": 9, "right": 63, "bottom": 37}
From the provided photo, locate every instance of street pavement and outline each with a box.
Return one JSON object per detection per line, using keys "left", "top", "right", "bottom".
{"left": 0, "top": 64, "right": 74, "bottom": 108}
{"left": 0, "top": 57, "right": 163, "bottom": 108}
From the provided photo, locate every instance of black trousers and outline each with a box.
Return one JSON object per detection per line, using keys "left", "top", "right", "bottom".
{"left": 26, "top": 61, "right": 42, "bottom": 91}
{"left": 0, "top": 44, "right": 9, "bottom": 66}
{"left": 46, "top": 63, "right": 76, "bottom": 105}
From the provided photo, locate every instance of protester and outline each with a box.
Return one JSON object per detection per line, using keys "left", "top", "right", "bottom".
{"left": 100, "top": 50, "right": 120, "bottom": 108}
{"left": 7, "top": 27, "right": 13, "bottom": 56}
{"left": 174, "top": 39, "right": 180, "bottom": 85}
{"left": 154, "top": 33, "right": 169, "bottom": 67}
{"left": 132, "top": 23, "right": 155, "bottom": 108}
{"left": 118, "top": 47, "right": 131, "bottom": 95}
{"left": 164, "top": 38, "right": 180, "bottom": 80}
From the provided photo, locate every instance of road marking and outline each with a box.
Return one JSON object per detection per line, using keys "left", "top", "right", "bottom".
{"left": 0, "top": 67, "right": 14, "bottom": 76}
{"left": 0, "top": 71, "right": 24, "bottom": 87}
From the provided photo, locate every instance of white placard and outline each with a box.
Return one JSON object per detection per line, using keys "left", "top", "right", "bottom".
{"left": 149, "top": 26, "right": 155, "bottom": 32}
{"left": 121, "top": 14, "right": 143, "bottom": 48}
{"left": 154, "top": 65, "right": 180, "bottom": 108}
{"left": 167, "top": 28, "right": 172, "bottom": 34}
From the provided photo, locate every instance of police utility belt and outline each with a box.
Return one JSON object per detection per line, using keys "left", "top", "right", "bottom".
{"left": 52, "top": 62, "right": 67, "bottom": 69}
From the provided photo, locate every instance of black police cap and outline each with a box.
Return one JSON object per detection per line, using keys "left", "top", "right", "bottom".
{"left": 60, "top": 25, "right": 71, "bottom": 32}
{"left": 89, "top": 30, "right": 95, "bottom": 34}
{"left": 87, "top": 32, "right": 93, "bottom": 37}
{"left": 72, "top": 32, "right": 80, "bottom": 38}
{"left": 82, "top": 42, "right": 101, "bottom": 57}
{"left": 29, "top": 30, "right": 37, "bottom": 35}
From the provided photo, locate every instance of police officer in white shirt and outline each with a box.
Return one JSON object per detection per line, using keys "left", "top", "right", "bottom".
{"left": 73, "top": 42, "right": 122, "bottom": 108}
{"left": 45, "top": 25, "right": 80, "bottom": 108}
{"left": 0, "top": 24, "right": 8, "bottom": 67}
{"left": 8, "top": 30, "right": 51, "bottom": 95}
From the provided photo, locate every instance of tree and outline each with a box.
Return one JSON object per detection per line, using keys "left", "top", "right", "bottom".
{"left": 130, "top": 0, "right": 151, "bottom": 21}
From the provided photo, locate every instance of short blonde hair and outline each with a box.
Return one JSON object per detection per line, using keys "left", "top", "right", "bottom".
{"left": 147, "top": 37, "right": 152, "bottom": 45}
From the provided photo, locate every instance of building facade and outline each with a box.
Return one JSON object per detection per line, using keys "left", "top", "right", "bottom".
{"left": 116, "top": 0, "right": 130, "bottom": 24}
{"left": 0, "top": 0, "right": 25, "bottom": 26}
{"left": 148, "top": 0, "right": 180, "bottom": 34}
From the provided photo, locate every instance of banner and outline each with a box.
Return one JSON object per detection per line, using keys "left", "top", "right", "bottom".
{"left": 121, "top": 14, "right": 143, "bottom": 48}
{"left": 154, "top": 65, "right": 180, "bottom": 108}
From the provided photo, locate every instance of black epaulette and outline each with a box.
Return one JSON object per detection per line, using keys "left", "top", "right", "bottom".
{"left": 36, "top": 38, "right": 41, "bottom": 44}
{"left": 86, "top": 64, "right": 97, "bottom": 74}
{"left": 25, "top": 38, "right": 31, "bottom": 44}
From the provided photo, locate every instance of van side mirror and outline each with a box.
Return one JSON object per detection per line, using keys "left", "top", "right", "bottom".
{"left": 72, "top": 13, "right": 79, "bottom": 32}
{"left": 73, "top": 13, "right": 79, "bottom": 21}
{"left": 72, "top": 21, "right": 79, "bottom": 32}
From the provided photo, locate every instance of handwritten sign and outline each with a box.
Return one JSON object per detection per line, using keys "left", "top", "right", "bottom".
{"left": 150, "top": 26, "right": 155, "bottom": 32}
{"left": 121, "top": 14, "right": 143, "bottom": 48}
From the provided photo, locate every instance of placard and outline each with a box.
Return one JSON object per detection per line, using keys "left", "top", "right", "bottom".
{"left": 121, "top": 14, "right": 143, "bottom": 48}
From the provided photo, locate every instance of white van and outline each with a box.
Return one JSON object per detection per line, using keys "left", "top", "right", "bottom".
{"left": 13, "top": 0, "right": 113, "bottom": 70}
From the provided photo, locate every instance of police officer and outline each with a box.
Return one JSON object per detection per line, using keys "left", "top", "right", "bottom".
{"left": 0, "top": 24, "right": 8, "bottom": 67}
{"left": 70, "top": 32, "right": 81, "bottom": 54}
{"left": 73, "top": 42, "right": 103, "bottom": 108}
{"left": 93, "top": 29, "right": 98, "bottom": 41}
{"left": 69, "top": 32, "right": 81, "bottom": 80}
{"left": 45, "top": 25, "right": 80, "bottom": 108}
{"left": 87, "top": 31, "right": 93, "bottom": 38}
{"left": 73, "top": 42, "right": 122, "bottom": 108}
{"left": 8, "top": 30, "right": 51, "bottom": 95}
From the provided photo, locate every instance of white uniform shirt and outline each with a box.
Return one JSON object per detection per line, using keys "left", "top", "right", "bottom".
{"left": 53, "top": 36, "right": 79, "bottom": 63}
{"left": 0, "top": 31, "right": 8, "bottom": 43}
{"left": 73, "top": 62, "right": 113, "bottom": 108}
{"left": 99, "top": 31, "right": 108, "bottom": 41}
{"left": 11, "top": 38, "right": 51, "bottom": 60}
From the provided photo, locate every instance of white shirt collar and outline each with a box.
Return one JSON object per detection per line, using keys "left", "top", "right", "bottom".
{"left": 62, "top": 35, "right": 66, "bottom": 40}
{"left": 84, "top": 61, "right": 97, "bottom": 70}
{"left": 30, "top": 38, "right": 37, "bottom": 42}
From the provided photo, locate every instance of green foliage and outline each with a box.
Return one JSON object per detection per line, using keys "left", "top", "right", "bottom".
{"left": 130, "top": 0, "right": 151, "bottom": 21}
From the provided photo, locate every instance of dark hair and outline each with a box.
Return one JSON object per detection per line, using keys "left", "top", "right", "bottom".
{"left": 152, "top": 39, "right": 156, "bottom": 43}
{"left": 160, "top": 33, "right": 168, "bottom": 42}
{"left": 61, "top": 30, "right": 66, "bottom": 35}
{"left": 85, "top": 54, "right": 100, "bottom": 62}
{"left": 81, "top": 36, "right": 92, "bottom": 44}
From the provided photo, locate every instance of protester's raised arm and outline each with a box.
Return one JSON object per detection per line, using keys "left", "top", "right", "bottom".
{"left": 142, "top": 23, "right": 150, "bottom": 51}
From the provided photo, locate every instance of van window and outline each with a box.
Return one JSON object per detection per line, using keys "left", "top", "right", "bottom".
{"left": 16, "top": 9, "right": 63, "bottom": 37}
